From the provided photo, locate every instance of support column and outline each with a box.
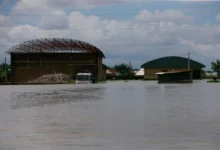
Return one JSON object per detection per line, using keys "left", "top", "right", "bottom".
{"left": 96, "top": 54, "right": 103, "bottom": 81}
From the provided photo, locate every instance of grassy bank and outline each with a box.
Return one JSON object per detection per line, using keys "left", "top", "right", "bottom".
{"left": 63, "top": 81, "right": 76, "bottom": 84}
{"left": 143, "top": 76, "right": 157, "bottom": 81}
{"left": 97, "top": 81, "right": 107, "bottom": 84}
{"left": 207, "top": 79, "right": 220, "bottom": 83}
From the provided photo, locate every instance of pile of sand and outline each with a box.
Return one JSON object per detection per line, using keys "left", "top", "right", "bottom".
{"left": 28, "top": 73, "right": 72, "bottom": 84}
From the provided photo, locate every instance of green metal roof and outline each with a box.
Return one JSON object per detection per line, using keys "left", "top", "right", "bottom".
{"left": 141, "top": 56, "right": 205, "bottom": 69}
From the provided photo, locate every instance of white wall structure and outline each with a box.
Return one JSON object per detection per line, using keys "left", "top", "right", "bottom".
{"left": 135, "top": 68, "right": 144, "bottom": 76}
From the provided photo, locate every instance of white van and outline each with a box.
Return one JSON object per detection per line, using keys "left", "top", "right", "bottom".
{"left": 75, "top": 73, "right": 94, "bottom": 84}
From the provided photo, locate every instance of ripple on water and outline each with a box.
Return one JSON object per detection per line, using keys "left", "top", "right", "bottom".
{"left": 10, "top": 87, "right": 106, "bottom": 109}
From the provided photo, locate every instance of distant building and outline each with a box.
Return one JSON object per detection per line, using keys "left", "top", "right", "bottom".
{"left": 141, "top": 56, "right": 205, "bottom": 79}
{"left": 106, "top": 69, "right": 120, "bottom": 79}
{"left": 135, "top": 68, "right": 144, "bottom": 79}
{"left": 133, "top": 69, "right": 139, "bottom": 74}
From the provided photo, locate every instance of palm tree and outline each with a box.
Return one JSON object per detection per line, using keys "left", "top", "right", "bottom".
{"left": 211, "top": 59, "right": 220, "bottom": 78}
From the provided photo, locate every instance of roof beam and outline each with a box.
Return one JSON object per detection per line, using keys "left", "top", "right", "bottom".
{"left": 62, "top": 38, "right": 71, "bottom": 50}
{"left": 26, "top": 40, "right": 44, "bottom": 52}
{"left": 78, "top": 41, "right": 89, "bottom": 52}
{"left": 23, "top": 43, "right": 41, "bottom": 52}
{"left": 6, "top": 38, "right": 105, "bottom": 57}
{"left": 44, "top": 38, "right": 57, "bottom": 51}
{"left": 69, "top": 39, "right": 84, "bottom": 52}
{"left": 53, "top": 38, "right": 67, "bottom": 49}
{"left": 32, "top": 39, "right": 50, "bottom": 52}
{"left": 50, "top": 38, "right": 63, "bottom": 52}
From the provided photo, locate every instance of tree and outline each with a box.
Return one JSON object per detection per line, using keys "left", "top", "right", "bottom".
{"left": 133, "top": 68, "right": 139, "bottom": 71}
{"left": 201, "top": 69, "right": 206, "bottom": 78}
{"left": 211, "top": 59, "right": 220, "bottom": 78}
{"left": 103, "top": 64, "right": 112, "bottom": 69}
{"left": 0, "top": 63, "right": 11, "bottom": 82}
{"left": 113, "top": 63, "right": 134, "bottom": 78}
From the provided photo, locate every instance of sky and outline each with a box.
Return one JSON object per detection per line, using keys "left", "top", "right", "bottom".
{"left": 0, "top": 0, "right": 220, "bottom": 69}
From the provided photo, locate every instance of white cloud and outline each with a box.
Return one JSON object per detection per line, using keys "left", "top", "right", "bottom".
{"left": 0, "top": 15, "right": 11, "bottom": 27}
{"left": 13, "top": 0, "right": 52, "bottom": 10}
{"left": 1, "top": 9, "right": 220, "bottom": 68}
{"left": 40, "top": 10, "right": 69, "bottom": 29}
{"left": 11, "top": 0, "right": 140, "bottom": 26}
{"left": 179, "top": 0, "right": 213, "bottom": 1}
{"left": 216, "top": 14, "right": 220, "bottom": 22}
{"left": 177, "top": 0, "right": 211, "bottom": 1}
{"left": 180, "top": 39, "right": 220, "bottom": 53}
{"left": 136, "top": 9, "right": 193, "bottom": 23}
{"left": 13, "top": 0, "right": 138, "bottom": 10}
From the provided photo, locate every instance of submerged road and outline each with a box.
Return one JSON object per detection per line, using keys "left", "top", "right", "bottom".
{"left": 0, "top": 80, "right": 220, "bottom": 150}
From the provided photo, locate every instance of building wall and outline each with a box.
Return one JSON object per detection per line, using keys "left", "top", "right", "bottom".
{"left": 144, "top": 68, "right": 202, "bottom": 79}
{"left": 11, "top": 53, "right": 104, "bottom": 82}
{"left": 97, "top": 55, "right": 103, "bottom": 81}
{"left": 102, "top": 69, "right": 106, "bottom": 81}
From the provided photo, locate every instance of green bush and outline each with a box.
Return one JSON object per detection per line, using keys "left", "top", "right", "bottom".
{"left": 63, "top": 80, "right": 76, "bottom": 84}
{"left": 107, "top": 75, "right": 135, "bottom": 80}
{"left": 203, "top": 75, "right": 218, "bottom": 79}
{"left": 0, "top": 70, "right": 6, "bottom": 82}
{"left": 134, "top": 76, "right": 144, "bottom": 80}
{"left": 144, "top": 76, "right": 157, "bottom": 80}
{"left": 207, "top": 79, "right": 220, "bottom": 83}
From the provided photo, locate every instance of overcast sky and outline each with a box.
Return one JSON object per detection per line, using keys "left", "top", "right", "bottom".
{"left": 0, "top": 0, "right": 220, "bottom": 69}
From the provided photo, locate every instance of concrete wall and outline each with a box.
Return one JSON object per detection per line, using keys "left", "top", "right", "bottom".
{"left": 11, "top": 53, "right": 104, "bottom": 82}
{"left": 144, "top": 68, "right": 202, "bottom": 79}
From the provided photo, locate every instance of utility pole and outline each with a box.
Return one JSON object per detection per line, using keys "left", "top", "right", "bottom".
{"left": 5, "top": 57, "right": 7, "bottom": 82}
{"left": 188, "top": 52, "right": 190, "bottom": 71}
{"left": 188, "top": 52, "right": 192, "bottom": 82}
{"left": 129, "top": 61, "right": 133, "bottom": 79}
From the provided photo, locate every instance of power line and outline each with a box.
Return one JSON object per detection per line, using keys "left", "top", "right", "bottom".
{"left": 3, "top": 43, "right": 220, "bottom": 49}
{"left": 0, "top": 25, "right": 219, "bottom": 31}
{"left": 1, "top": 4, "right": 220, "bottom": 11}
{"left": 190, "top": 52, "right": 220, "bottom": 60}
{"left": 1, "top": 8, "right": 220, "bottom": 16}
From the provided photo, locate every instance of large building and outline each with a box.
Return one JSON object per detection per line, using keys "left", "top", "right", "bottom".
{"left": 7, "top": 38, "right": 106, "bottom": 83}
{"left": 141, "top": 56, "right": 205, "bottom": 79}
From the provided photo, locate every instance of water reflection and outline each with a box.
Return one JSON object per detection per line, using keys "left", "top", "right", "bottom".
{"left": 11, "top": 86, "right": 106, "bottom": 109}
{"left": 1, "top": 81, "right": 220, "bottom": 150}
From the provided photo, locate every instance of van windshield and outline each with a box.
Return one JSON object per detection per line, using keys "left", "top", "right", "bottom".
{"left": 76, "top": 75, "right": 90, "bottom": 81}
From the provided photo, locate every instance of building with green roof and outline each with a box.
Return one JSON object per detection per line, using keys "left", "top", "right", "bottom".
{"left": 141, "top": 56, "right": 205, "bottom": 79}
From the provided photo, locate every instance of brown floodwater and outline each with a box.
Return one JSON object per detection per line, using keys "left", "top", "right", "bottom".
{"left": 0, "top": 80, "right": 220, "bottom": 150}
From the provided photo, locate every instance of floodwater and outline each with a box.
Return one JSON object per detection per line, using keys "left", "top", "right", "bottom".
{"left": 0, "top": 80, "right": 220, "bottom": 150}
